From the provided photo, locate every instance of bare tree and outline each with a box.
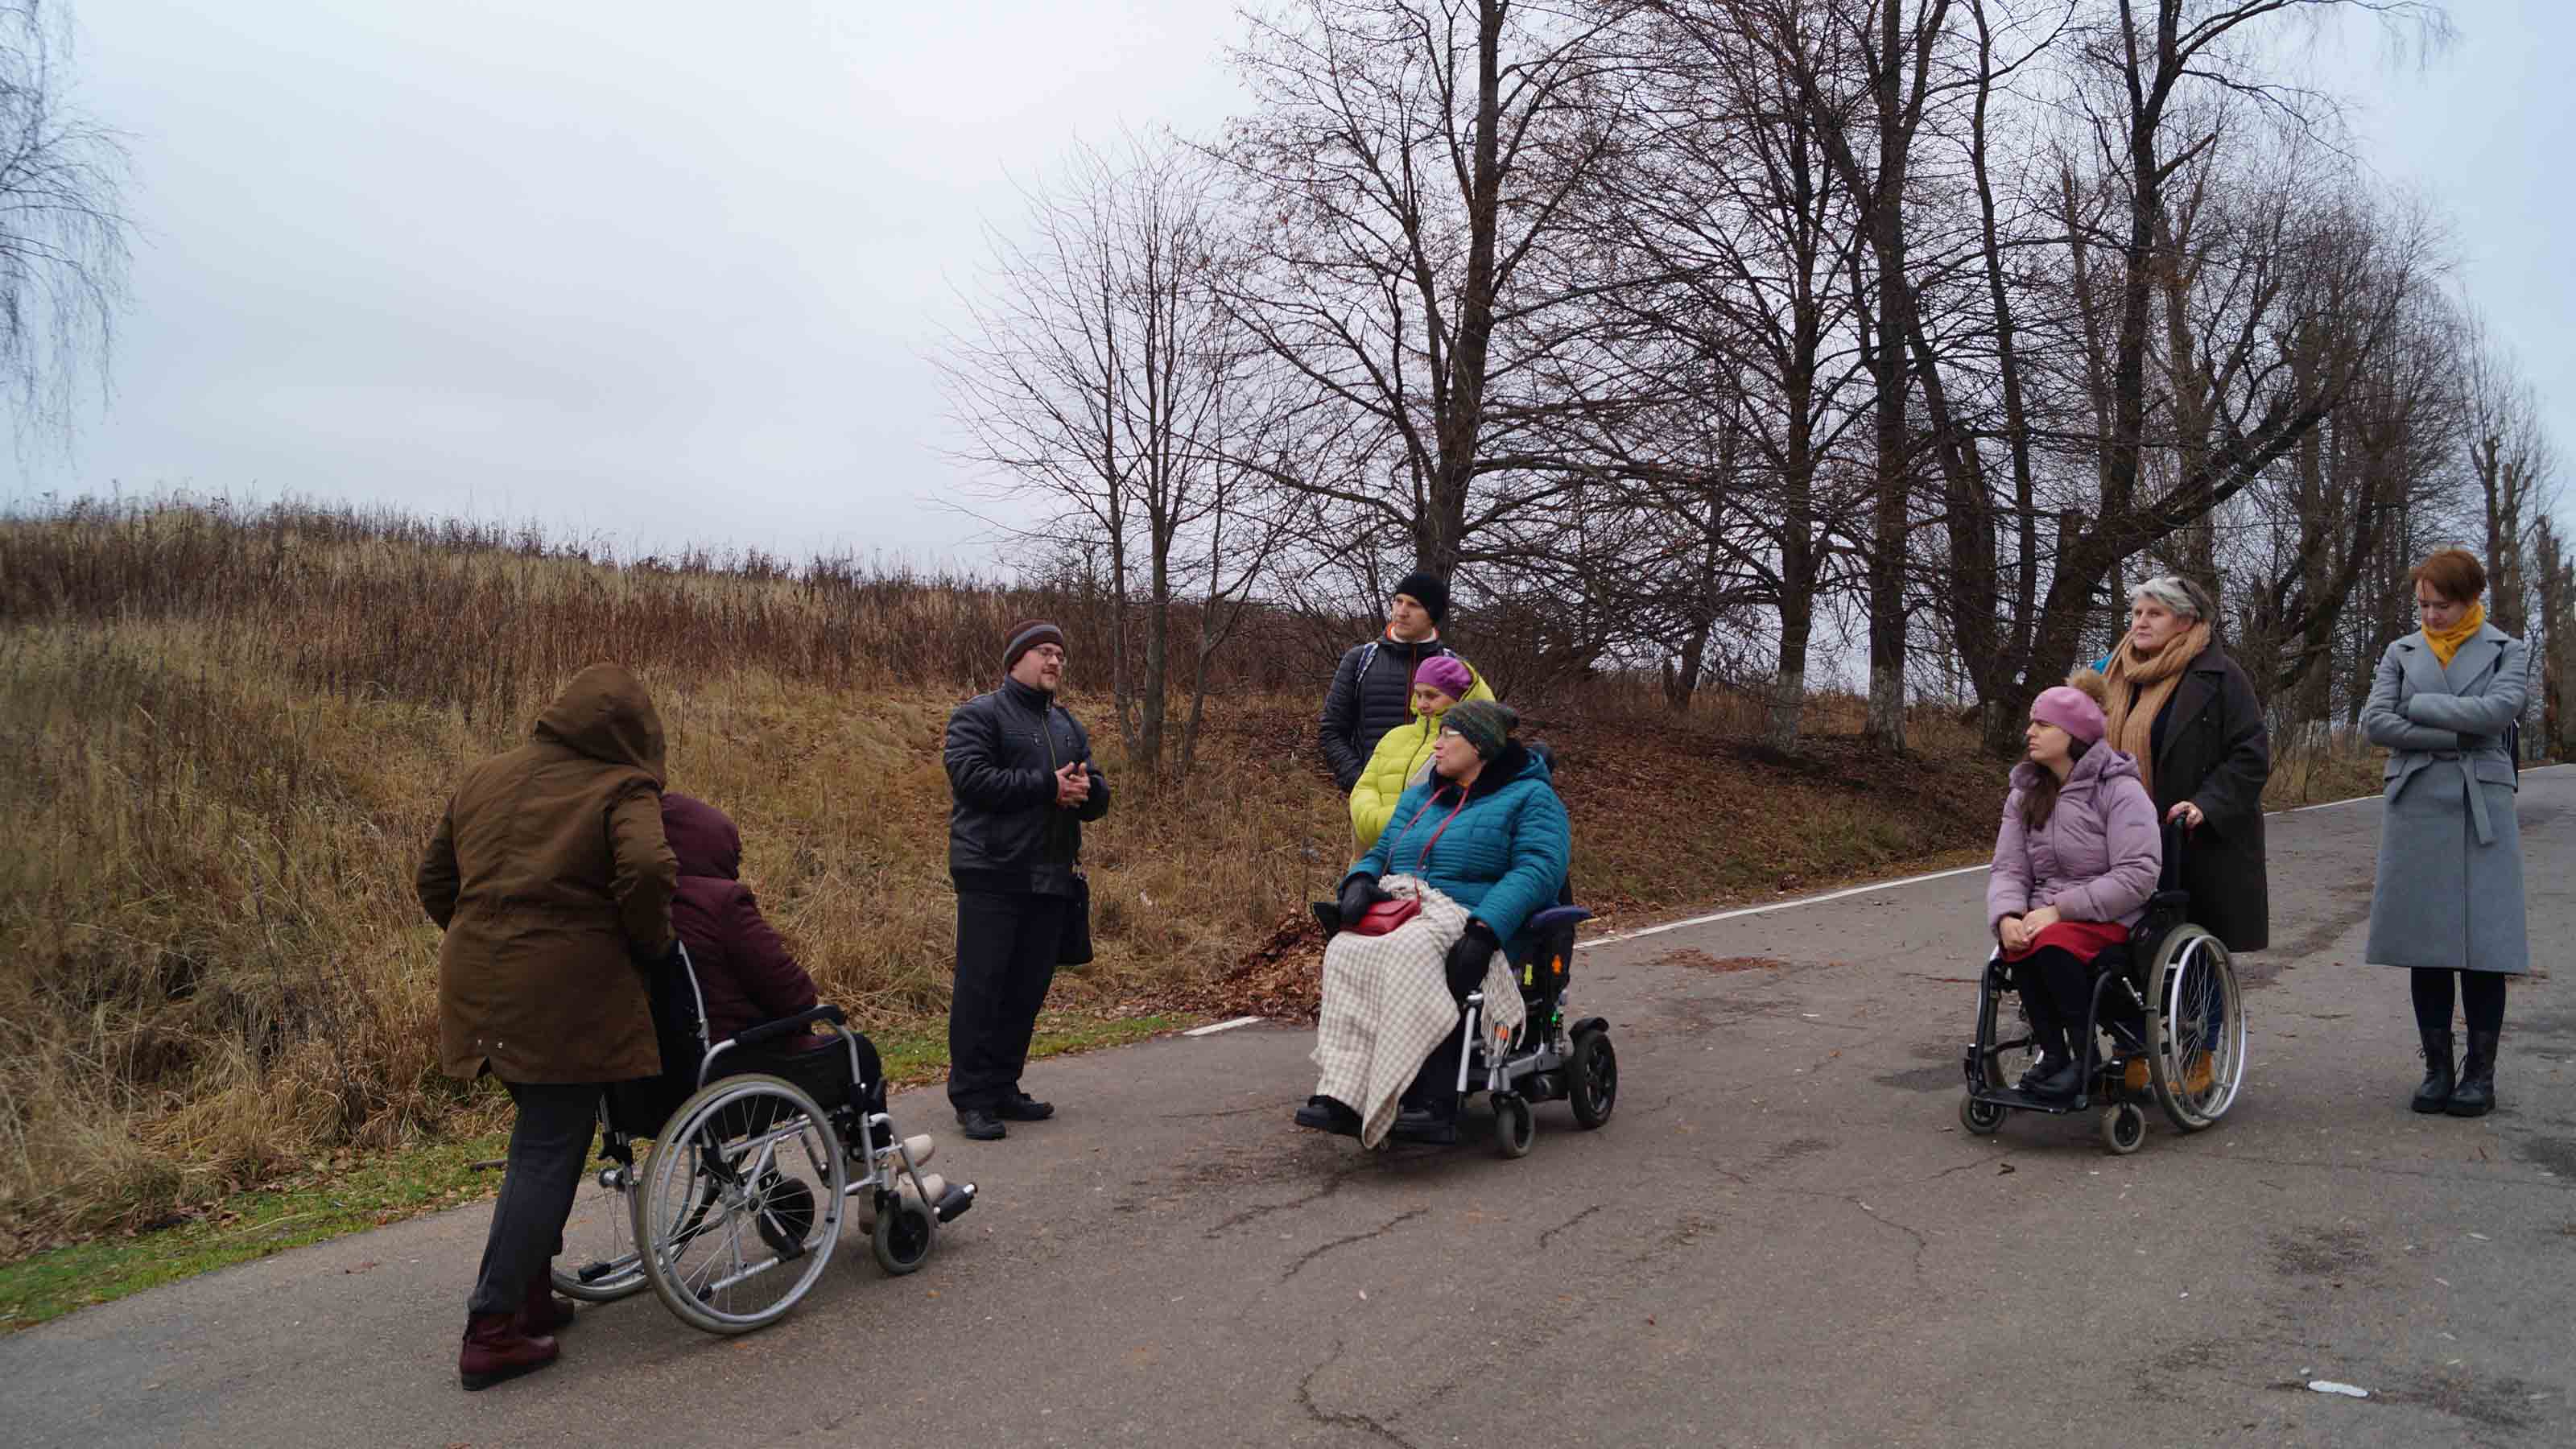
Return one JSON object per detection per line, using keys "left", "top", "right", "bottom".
{"left": 1215, "top": 0, "right": 1642, "bottom": 582}
{"left": 2461, "top": 316, "right": 2555, "bottom": 639}
{"left": 938, "top": 133, "right": 1288, "bottom": 782}
{"left": 1, "top": 0, "right": 134, "bottom": 451}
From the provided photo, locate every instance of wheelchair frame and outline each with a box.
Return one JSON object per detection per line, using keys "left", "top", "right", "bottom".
{"left": 552, "top": 943, "right": 975, "bottom": 1335}
{"left": 1957, "top": 826, "right": 2248, "bottom": 1154}
{"left": 1455, "top": 904, "right": 1620, "bottom": 1158}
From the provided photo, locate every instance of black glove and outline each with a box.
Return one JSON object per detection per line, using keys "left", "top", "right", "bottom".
{"left": 1443, "top": 920, "right": 1501, "bottom": 1001}
{"left": 1336, "top": 874, "right": 1389, "bottom": 929}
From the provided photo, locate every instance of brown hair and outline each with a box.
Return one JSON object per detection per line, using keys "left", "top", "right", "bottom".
{"left": 2019, "top": 737, "right": 2093, "bottom": 831}
{"left": 2411, "top": 547, "right": 2487, "bottom": 604}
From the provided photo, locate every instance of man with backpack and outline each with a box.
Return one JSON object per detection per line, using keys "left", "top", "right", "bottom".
{"left": 1317, "top": 570, "right": 1488, "bottom": 795}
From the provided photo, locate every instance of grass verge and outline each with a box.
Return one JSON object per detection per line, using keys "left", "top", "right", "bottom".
{"left": 0, "top": 1009, "right": 1185, "bottom": 1333}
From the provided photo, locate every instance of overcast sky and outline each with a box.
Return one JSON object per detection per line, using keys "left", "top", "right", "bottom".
{"left": 5, "top": 0, "right": 2569, "bottom": 562}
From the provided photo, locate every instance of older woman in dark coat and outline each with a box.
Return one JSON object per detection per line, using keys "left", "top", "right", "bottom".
{"left": 2095, "top": 575, "right": 2271, "bottom": 952}
{"left": 417, "top": 663, "right": 675, "bottom": 1391}
{"left": 2363, "top": 548, "right": 2530, "bottom": 1118}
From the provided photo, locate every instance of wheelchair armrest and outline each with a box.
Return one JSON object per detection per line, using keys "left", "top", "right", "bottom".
{"left": 1525, "top": 905, "right": 1593, "bottom": 935}
{"left": 727, "top": 1004, "right": 846, "bottom": 1051}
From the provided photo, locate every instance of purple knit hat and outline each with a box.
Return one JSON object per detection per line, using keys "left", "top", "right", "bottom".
{"left": 2029, "top": 685, "right": 2106, "bottom": 744}
{"left": 1412, "top": 654, "right": 1473, "bottom": 701}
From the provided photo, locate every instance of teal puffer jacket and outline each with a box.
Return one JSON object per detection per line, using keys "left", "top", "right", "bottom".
{"left": 1348, "top": 741, "right": 1571, "bottom": 945}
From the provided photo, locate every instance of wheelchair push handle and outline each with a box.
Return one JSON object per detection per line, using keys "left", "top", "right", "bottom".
{"left": 2156, "top": 809, "right": 2216, "bottom": 894}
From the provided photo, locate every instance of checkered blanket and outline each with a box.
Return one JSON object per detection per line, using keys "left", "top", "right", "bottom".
{"left": 1310, "top": 875, "right": 1525, "bottom": 1147}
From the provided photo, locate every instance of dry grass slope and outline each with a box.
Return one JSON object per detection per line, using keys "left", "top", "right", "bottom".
{"left": 0, "top": 499, "right": 2390, "bottom": 1248}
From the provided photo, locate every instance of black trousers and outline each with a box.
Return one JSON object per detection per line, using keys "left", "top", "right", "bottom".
{"left": 2014, "top": 946, "right": 2100, "bottom": 1059}
{"left": 468, "top": 1080, "right": 599, "bottom": 1318}
{"left": 947, "top": 890, "right": 1069, "bottom": 1113}
{"left": 2410, "top": 968, "right": 2507, "bottom": 1036}
{"left": 1402, "top": 1021, "right": 1468, "bottom": 1114}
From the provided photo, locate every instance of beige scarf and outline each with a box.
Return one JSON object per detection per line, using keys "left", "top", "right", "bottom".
{"left": 2098, "top": 621, "right": 2210, "bottom": 796}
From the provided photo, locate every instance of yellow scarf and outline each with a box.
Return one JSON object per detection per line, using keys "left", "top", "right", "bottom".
{"left": 2424, "top": 602, "right": 2485, "bottom": 668}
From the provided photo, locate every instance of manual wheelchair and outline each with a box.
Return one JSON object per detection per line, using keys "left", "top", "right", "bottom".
{"left": 1959, "top": 825, "right": 2248, "bottom": 1154}
{"left": 550, "top": 944, "right": 976, "bottom": 1335}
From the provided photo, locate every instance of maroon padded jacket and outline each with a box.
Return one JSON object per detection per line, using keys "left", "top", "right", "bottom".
{"left": 662, "top": 793, "right": 823, "bottom": 1047}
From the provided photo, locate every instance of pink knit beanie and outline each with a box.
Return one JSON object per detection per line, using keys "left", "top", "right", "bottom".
{"left": 1412, "top": 654, "right": 1473, "bottom": 700}
{"left": 2029, "top": 685, "right": 2106, "bottom": 744}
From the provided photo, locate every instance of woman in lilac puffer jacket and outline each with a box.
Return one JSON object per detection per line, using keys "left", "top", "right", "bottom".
{"left": 1985, "top": 672, "right": 2164, "bottom": 1098}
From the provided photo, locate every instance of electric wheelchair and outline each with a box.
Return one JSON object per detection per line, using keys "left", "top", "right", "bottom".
{"left": 1959, "top": 825, "right": 2248, "bottom": 1154}
{"left": 551, "top": 944, "right": 976, "bottom": 1335}
{"left": 1312, "top": 898, "right": 1618, "bottom": 1157}
{"left": 1459, "top": 902, "right": 1617, "bottom": 1156}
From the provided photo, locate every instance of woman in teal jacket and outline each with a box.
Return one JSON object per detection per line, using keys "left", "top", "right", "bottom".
{"left": 1326, "top": 700, "right": 1571, "bottom": 1141}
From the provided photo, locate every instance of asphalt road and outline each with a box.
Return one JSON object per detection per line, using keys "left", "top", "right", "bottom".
{"left": 6, "top": 772, "right": 2572, "bottom": 1448}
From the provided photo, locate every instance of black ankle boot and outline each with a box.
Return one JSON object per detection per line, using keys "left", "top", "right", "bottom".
{"left": 2411, "top": 1029, "right": 2454, "bottom": 1113}
{"left": 2446, "top": 1030, "right": 2498, "bottom": 1117}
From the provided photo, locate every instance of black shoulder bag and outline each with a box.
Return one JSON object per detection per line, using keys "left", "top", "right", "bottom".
{"left": 1043, "top": 703, "right": 1096, "bottom": 967}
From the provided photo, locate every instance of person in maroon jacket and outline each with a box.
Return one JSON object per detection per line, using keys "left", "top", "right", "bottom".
{"left": 662, "top": 792, "right": 881, "bottom": 1112}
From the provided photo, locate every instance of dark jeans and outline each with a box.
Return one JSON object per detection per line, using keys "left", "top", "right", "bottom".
{"left": 2411, "top": 968, "right": 2506, "bottom": 1036}
{"left": 468, "top": 1080, "right": 599, "bottom": 1317}
{"left": 947, "top": 890, "right": 1069, "bottom": 1113}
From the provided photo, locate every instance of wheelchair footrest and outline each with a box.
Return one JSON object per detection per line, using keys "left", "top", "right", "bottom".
{"left": 933, "top": 1182, "right": 976, "bottom": 1224}
{"left": 1967, "top": 1086, "right": 2089, "bottom": 1115}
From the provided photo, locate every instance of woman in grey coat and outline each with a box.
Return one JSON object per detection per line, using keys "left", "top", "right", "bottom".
{"left": 2362, "top": 548, "right": 2530, "bottom": 1118}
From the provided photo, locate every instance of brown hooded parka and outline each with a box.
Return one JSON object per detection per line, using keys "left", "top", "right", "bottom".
{"left": 418, "top": 663, "right": 677, "bottom": 1084}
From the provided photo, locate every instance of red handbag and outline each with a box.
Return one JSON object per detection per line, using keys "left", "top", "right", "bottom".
{"left": 1348, "top": 897, "right": 1421, "bottom": 936}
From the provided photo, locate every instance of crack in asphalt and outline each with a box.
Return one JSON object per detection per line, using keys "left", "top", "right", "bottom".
{"left": 1538, "top": 1203, "right": 1602, "bottom": 1249}
{"left": 1281, "top": 1207, "right": 1428, "bottom": 1283}
{"left": 1296, "top": 1339, "right": 1416, "bottom": 1447}
{"left": 1842, "top": 1194, "right": 1932, "bottom": 1281}
{"left": 1159, "top": 1100, "right": 1296, "bottom": 1121}
{"left": 1205, "top": 1158, "right": 1375, "bottom": 1239}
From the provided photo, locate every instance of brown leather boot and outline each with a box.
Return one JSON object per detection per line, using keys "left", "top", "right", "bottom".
{"left": 516, "top": 1275, "right": 576, "bottom": 1336}
{"left": 459, "top": 1311, "right": 558, "bottom": 1391}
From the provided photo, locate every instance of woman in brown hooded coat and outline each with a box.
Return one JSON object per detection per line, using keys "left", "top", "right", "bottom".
{"left": 416, "top": 663, "right": 676, "bottom": 1390}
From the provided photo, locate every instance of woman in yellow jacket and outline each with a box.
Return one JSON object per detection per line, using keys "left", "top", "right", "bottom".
{"left": 1348, "top": 654, "right": 1493, "bottom": 849}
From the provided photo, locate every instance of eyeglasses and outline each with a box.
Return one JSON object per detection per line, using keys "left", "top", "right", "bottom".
{"left": 1028, "top": 646, "right": 1066, "bottom": 662}
{"left": 1437, "top": 727, "right": 1462, "bottom": 740}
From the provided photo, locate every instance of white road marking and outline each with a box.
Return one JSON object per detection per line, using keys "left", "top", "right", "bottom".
{"left": 1183, "top": 1016, "right": 1263, "bottom": 1038}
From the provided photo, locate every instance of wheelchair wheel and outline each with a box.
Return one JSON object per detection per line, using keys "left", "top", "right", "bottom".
{"left": 2142, "top": 926, "right": 2246, "bottom": 1132}
{"left": 553, "top": 1151, "right": 650, "bottom": 1302}
{"left": 1959, "top": 1095, "right": 2005, "bottom": 1136}
{"left": 2100, "top": 1101, "right": 2146, "bottom": 1155}
{"left": 1493, "top": 1092, "right": 1535, "bottom": 1158}
{"left": 871, "top": 1193, "right": 936, "bottom": 1276}
{"left": 632, "top": 1075, "right": 847, "bottom": 1336}
{"left": 1568, "top": 1029, "right": 1617, "bottom": 1129}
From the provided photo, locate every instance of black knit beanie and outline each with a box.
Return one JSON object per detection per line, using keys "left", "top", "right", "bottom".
{"left": 1003, "top": 619, "right": 1067, "bottom": 674}
{"left": 1393, "top": 569, "right": 1449, "bottom": 625}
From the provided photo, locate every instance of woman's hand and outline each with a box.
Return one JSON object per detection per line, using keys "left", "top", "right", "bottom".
{"left": 2165, "top": 799, "right": 2203, "bottom": 829}
{"left": 1336, "top": 874, "right": 1390, "bottom": 927}
{"left": 1997, "top": 915, "right": 2029, "bottom": 952}
{"left": 2021, "top": 905, "right": 2062, "bottom": 935}
{"left": 1443, "top": 921, "right": 1501, "bottom": 1000}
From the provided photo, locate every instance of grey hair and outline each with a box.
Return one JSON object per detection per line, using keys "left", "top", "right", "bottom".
{"left": 2129, "top": 575, "right": 2206, "bottom": 621}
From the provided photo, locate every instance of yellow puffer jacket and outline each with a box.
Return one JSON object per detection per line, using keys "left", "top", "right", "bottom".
{"left": 1347, "top": 667, "right": 1495, "bottom": 849}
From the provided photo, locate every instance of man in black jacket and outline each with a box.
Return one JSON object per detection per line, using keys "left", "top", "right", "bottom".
{"left": 943, "top": 620, "right": 1111, "bottom": 1141}
{"left": 1317, "top": 570, "right": 1478, "bottom": 792}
